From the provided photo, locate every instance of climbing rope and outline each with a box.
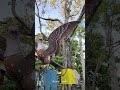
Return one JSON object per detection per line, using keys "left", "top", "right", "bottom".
{"left": 40, "top": 69, "right": 45, "bottom": 90}
{"left": 39, "top": 65, "right": 50, "bottom": 90}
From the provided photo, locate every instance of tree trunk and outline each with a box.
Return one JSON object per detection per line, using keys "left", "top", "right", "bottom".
{"left": 79, "top": 34, "right": 85, "bottom": 90}
{"left": 62, "top": 1, "right": 73, "bottom": 90}
{"left": 62, "top": 38, "right": 72, "bottom": 90}
{"left": 63, "top": 39, "right": 72, "bottom": 68}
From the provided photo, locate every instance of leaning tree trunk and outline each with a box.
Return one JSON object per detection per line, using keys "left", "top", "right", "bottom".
{"left": 63, "top": 39, "right": 72, "bottom": 68}
{"left": 62, "top": 20, "right": 73, "bottom": 90}
{"left": 62, "top": 38, "right": 72, "bottom": 90}
{"left": 62, "top": 1, "right": 74, "bottom": 90}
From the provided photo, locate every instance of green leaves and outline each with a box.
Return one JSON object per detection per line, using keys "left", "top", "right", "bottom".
{"left": 35, "top": 60, "right": 42, "bottom": 71}
{"left": 0, "top": 80, "right": 16, "bottom": 90}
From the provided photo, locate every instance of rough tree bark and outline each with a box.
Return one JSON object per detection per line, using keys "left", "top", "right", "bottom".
{"left": 61, "top": 0, "right": 72, "bottom": 90}
{"left": 86, "top": 0, "right": 103, "bottom": 27}
{"left": 105, "top": 16, "right": 119, "bottom": 90}
{"left": 109, "top": 56, "right": 119, "bottom": 90}
{"left": 79, "top": 34, "right": 85, "bottom": 90}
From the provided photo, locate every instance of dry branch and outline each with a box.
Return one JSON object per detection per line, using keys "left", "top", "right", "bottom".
{"left": 35, "top": 2, "right": 48, "bottom": 41}
{"left": 35, "top": 13, "right": 63, "bottom": 24}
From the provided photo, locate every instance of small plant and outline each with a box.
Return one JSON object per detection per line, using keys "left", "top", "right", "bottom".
{"left": 0, "top": 79, "right": 16, "bottom": 90}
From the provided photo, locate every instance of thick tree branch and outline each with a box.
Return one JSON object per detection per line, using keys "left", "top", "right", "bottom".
{"left": 111, "top": 40, "right": 120, "bottom": 46}
{"left": 110, "top": 46, "right": 120, "bottom": 58}
{"left": 69, "top": 5, "right": 85, "bottom": 37}
{"left": 35, "top": 13, "right": 63, "bottom": 24}
{"left": 106, "top": 40, "right": 120, "bottom": 49}
{"left": 77, "top": 5, "right": 85, "bottom": 22}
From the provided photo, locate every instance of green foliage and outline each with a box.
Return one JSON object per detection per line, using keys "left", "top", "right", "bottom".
{"left": 0, "top": 17, "right": 19, "bottom": 36}
{"left": 70, "top": 39, "right": 81, "bottom": 71}
{"left": 86, "top": 32, "right": 108, "bottom": 88}
{"left": 35, "top": 60, "right": 42, "bottom": 71}
{"left": 35, "top": 33, "right": 43, "bottom": 41}
{"left": 97, "top": 65, "right": 111, "bottom": 90}
{"left": 53, "top": 55, "right": 63, "bottom": 65}
{"left": 86, "top": 32, "right": 104, "bottom": 63}
{"left": 0, "top": 80, "right": 16, "bottom": 90}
